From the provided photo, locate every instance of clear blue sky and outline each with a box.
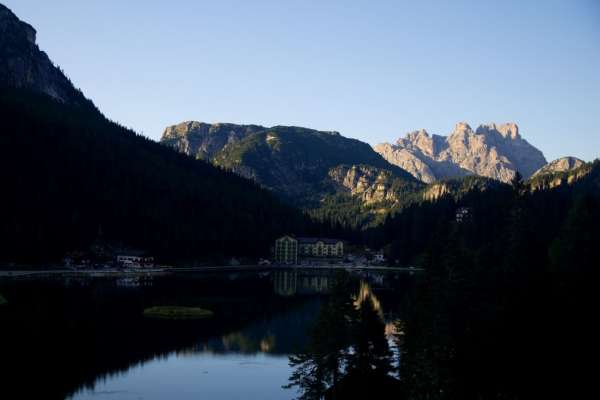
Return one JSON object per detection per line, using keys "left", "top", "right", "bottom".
{"left": 4, "top": 0, "right": 600, "bottom": 161}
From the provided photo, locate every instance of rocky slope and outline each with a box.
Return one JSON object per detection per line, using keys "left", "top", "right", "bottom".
{"left": 328, "top": 164, "right": 414, "bottom": 205}
{"left": 527, "top": 159, "right": 596, "bottom": 192}
{"left": 162, "top": 123, "right": 422, "bottom": 208}
{"left": 0, "top": 4, "right": 86, "bottom": 104}
{"left": 161, "top": 121, "right": 265, "bottom": 160}
{"left": 531, "top": 156, "right": 585, "bottom": 178}
{"left": 374, "top": 122, "right": 547, "bottom": 183}
{"left": 421, "top": 176, "right": 507, "bottom": 201}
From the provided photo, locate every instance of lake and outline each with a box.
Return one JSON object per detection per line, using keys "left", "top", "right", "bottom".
{"left": 0, "top": 269, "right": 413, "bottom": 400}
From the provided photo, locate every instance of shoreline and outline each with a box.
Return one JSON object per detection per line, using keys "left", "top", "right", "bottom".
{"left": 0, "top": 264, "right": 423, "bottom": 279}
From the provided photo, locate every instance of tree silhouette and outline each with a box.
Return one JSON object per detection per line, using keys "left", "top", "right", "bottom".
{"left": 286, "top": 274, "right": 394, "bottom": 399}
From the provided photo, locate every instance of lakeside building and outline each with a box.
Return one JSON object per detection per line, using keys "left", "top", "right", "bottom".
{"left": 373, "top": 252, "right": 385, "bottom": 263}
{"left": 116, "top": 253, "right": 154, "bottom": 268}
{"left": 455, "top": 206, "right": 471, "bottom": 223}
{"left": 298, "top": 237, "right": 344, "bottom": 258}
{"left": 274, "top": 235, "right": 344, "bottom": 264}
{"left": 274, "top": 235, "right": 298, "bottom": 264}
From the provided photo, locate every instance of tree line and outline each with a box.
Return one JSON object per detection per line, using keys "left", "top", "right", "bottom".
{"left": 0, "top": 88, "right": 333, "bottom": 265}
{"left": 382, "top": 163, "right": 599, "bottom": 398}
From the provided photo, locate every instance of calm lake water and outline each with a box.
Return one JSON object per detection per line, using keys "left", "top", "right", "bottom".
{"left": 0, "top": 269, "right": 413, "bottom": 400}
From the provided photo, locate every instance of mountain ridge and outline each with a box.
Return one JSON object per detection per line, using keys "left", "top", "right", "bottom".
{"left": 532, "top": 156, "right": 585, "bottom": 178}
{"left": 161, "top": 121, "right": 422, "bottom": 209}
{"left": 374, "top": 122, "right": 547, "bottom": 183}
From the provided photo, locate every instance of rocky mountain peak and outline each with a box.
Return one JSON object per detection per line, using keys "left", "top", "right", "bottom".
{"left": 451, "top": 122, "right": 474, "bottom": 137}
{"left": 161, "top": 121, "right": 266, "bottom": 160}
{"left": 404, "top": 129, "right": 429, "bottom": 141}
{"left": 375, "top": 121, "right": 547, "bottom": 183}
{"left": 0, "top": 4, "right": 35, "bottom": 44}
{"left": 497, "top": 122, "right": 520, "bottom": 139}
{"left": 532, "top": 156, "right": 585, "bottom": 178}
{"left": 395, "top": 129, "right": 439, "bottom": 159}
{"left": 476, "top": 122, "right": 521, "bottom": 140}
{"left": 0, "top": 4, "right": 85, "bottom": 104}
{"left": 162, "top": 121, "right": 207, "bottom": 138}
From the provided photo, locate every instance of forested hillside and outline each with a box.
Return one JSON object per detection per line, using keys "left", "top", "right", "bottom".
{"left": 0, "top": 89, "right": 318, "bottom": 263}
{"left": 362, "top": 161, "right": 600, "bottom": 398}
{"left": 162, "top": 122, "right": 424, "bottom": 224}
{"left": 0, "top": 4, "right": 333, "bottom": 264}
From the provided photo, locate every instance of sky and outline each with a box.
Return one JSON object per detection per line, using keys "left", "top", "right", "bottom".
{"left": 4, "top": 0, "right": 600, "bottom": 161}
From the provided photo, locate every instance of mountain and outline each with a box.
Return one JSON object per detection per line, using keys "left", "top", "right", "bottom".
{"left": 161, "top": 121, "right": 265, "bottom": 160}
{"left": 161, "top": 123, "right": 422, "bottom": 209}
{"left": 0, "top": 4, "right": 316, "bottom": 264}
{"left": 161, "top": 120, "right": 555, "bottom": 227}
{"left": 421, "top": 175, "right": 508, "bottom": 201}
{"left": 528, "top": 159, "right": 598, "bottom": 192}
{"left": 374, "top": 122, "right": 547, "bottom": 183}
{"left": 0, "top": 4, "right": 87, "bottom": 105}
{"left": 328, "top": 164, "right": 416, "bottom": 205}
{"left": 531, "top": 156, "right": 585, "bottom": 178}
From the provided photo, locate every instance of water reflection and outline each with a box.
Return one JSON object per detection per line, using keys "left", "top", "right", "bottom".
{"left": 0, "top": 270, "right": 411, "bottom": 400}
{"left": 190, "top": 298, "right": 320, "bottom": 356}
{"left": 284, "top": 273, "right": 402, "bottom": 399}
{"left": 273, "top": 269, "right": 331, "bottom": 297}
{"left": 353, "top": 280, "right": 384, "bottom": 320}
{"left": 272, "top": 269, "right": 394, "bottom": 298}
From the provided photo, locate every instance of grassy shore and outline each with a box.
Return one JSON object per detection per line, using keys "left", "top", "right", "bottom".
{"left": 0, "top": 293, "right": 7, "bottom": 305}
{"left": 143, "top": 306, "right": 213, "bottom": 320}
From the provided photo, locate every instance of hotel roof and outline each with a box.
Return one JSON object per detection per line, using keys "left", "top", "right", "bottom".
{"left": 296, "top": 237, "right": 342, "bottom": 245}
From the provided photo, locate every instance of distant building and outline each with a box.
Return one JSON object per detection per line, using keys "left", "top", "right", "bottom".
{"left": 455, "top": 207, "right": 471, "bottom": 223}
{"left": 373, "top": 252, "right": 385, "bottom": 263}
{"left": 298, "top": 237, "right": 344, "bottom": 259}
{"left": 116, "top": 253, "right": 154, "bottom": 268}
{"left": 274, "top": 235, "right": 344, "bottom": 264}
{"left": 274, "top": 235, "right": 298, "bottom": 264}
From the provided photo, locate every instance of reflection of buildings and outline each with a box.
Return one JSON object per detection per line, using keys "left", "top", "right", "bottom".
{"left": 274, "top": 235, "right": 344, "bottom": 264}
{"left": 273, "top": 270, "right": 331, "bottom": 297}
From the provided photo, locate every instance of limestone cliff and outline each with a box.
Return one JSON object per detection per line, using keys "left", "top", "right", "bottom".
{"left": 161, "top": 121, "right": 265, "bottom": 160}
{"left": 528, "top": 159, "right": 595, "bottom": 191}
{"left": 421, "top": 175, "right": 505, "bottom": 201}
{"left": 0, "top": 4, "right": 85, "bottom": 104}
{"left": 531, "top": 157, "right": 585, "bottom": 178}
{"left": 328, "top": 165, "right": 406, "bottom": 205}
{"left": 374, "top": 122, "right": 547, "bottom": 183}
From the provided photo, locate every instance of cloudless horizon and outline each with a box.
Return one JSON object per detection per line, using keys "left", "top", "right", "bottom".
{"left": 4, "top": 0, "right": 600, "bottom": 162}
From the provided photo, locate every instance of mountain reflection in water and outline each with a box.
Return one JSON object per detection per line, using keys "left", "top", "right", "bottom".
{"left": 0, "top": 269, "right": 407, "bottom": 400}
{"left": 284, "top": 272, "right": 402, "bottom": 399}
